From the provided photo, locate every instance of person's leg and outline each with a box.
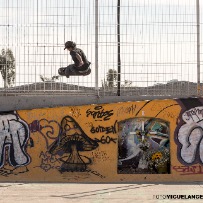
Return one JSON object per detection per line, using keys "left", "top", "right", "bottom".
{"left": 65, "top": 64, "right": 76, "bottom": 78}
{"left": 77, "top": 63, "right": 91, "bottom": 74}
{"left": 69, "top": 64, "right": 77, "bottom": 73}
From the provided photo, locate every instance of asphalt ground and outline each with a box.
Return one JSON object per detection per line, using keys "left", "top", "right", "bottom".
{"left": 0, "top": 182, "right": 203, "bottom": 203}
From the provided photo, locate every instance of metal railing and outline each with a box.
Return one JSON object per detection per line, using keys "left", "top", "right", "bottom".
{"left": 0, "top": 0, "right": 202, "bottom": 97}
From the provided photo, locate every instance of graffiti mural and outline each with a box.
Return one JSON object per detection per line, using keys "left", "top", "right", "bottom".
{"left": 118, "top": 118, "right": 170, "bottom": 174}
{"left": 0, "top": 112, "right": 30, "bottom": 176}
{"left": 1, "top": 98, "right": 203, "bottom": 182}
{"left": 177, "top": 106, "right": 203, "bottom": 165}
{"left": 49, "top": 116, "right": 99, "bottom": 172}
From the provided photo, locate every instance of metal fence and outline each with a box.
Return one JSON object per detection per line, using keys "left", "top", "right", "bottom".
{"left": 0, "top": 0, "right": 202, "bottom": 97}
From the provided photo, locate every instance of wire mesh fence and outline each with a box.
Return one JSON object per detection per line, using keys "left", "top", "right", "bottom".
{"left": 0, "top": 0, "right": 202, "bottom": 97}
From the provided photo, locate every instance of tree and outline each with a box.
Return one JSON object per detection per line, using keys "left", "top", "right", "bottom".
{"left": 102, "top": 69, "right": 118, "bottom": 89}
{"left": 101, "top": 69, "right": 132, "bottom": 91}
{"left": 0, "top": 49, "right": 15, "bottom": 88}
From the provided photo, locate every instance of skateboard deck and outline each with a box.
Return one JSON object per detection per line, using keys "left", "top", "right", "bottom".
{"left": 58, "top": 67, "right": 91, "bottom": 78}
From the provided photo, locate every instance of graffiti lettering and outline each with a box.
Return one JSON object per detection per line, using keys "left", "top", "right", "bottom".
{"left": 94, "top": 135, "right": 117, "bottom": 144}
{"left": 90, "top": 120, "right": 117, "bottom": 134}
{"left": 0, "top": 113, "right": 30, "bottom": 168}
{"left": 86, "top": 106, "right": 114, "bottom": 121}
{"left": 38, "top": 151, "right": 61, "bottom": 172}
{"left": 117, "top": 104, "right": 137, "bottom": 116}
{"left": 39, "top": 151, "right": 61, "bottom": 164}
{"left": 183, "top": 107, "right": 203, "bottom": 123}
{"left": 0, "top": 166, "right": 29, "bottom": 177}
{"left": 178, "top": 126, "right": 203, "bottom": 164}
{"left": 173, "top": 165, "right": 203, "bottom": 175}
{"left": 177, "top": 107, "right": 203, "bottom": 165}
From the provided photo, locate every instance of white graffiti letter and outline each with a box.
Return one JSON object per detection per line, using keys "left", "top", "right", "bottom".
{"left": 0, "top": 113, "right": 30, "bottom": 168}
{"left": 178, "top": 124, "right": 203, "bottom": 164}
{"left": 177, "top": 107, "right": 203, "bottom": 165}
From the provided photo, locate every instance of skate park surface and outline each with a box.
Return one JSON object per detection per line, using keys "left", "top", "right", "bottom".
{"left": 0, "top": 182, "right": 203, "bottom": 203}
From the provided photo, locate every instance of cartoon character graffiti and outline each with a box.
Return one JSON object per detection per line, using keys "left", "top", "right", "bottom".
{"left": 0, "top": 112, "right": 30, "bottom": 169}
{"left": 49, "top": 116, "right": 99, "bottom": 172}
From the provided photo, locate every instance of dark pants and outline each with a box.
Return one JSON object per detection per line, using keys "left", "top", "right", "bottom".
{"left": 65, "top": 62, "right": 91, "bottom": 78}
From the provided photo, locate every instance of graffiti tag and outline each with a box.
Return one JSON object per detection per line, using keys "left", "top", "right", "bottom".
{"left": 117, "top": 104, "right": 137, "bottom": 116}
{"left": 173, "top": 165, "right": 203, "bottom": 175}
{"left": 38, "top": 151, "right": 61, "bottom": 172}
{"left": 86, "top": 106, "right": 114, "bottom": 121}
{"left": 94, "top": 135, "right": 117, "bottom": 144}
{"left": 183, "top": 107, "right": 203, "bottom": 122}
{"left": 90, "top": 120, "right": 117, "bottom": 134}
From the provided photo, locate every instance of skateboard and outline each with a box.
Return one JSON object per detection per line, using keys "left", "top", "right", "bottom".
{"left": 58, "top": 66, "right": 91, "bottom": 78}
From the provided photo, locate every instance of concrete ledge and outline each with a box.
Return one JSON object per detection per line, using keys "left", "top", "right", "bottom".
{"left": 0, "top": 95, "right": 195, "bottom": 111}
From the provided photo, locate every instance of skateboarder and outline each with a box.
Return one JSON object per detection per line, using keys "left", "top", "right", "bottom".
{"left": 62, "top": 41, "right": 91, "bottom": 78}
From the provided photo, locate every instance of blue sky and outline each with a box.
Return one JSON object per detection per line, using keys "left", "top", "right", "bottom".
{"left": 0, "top": 0, "right": 202, "bottom": 88}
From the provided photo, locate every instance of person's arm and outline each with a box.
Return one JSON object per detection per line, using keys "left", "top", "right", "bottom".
{"left": 76, "top": 53, "right": 84, "bottom": 66}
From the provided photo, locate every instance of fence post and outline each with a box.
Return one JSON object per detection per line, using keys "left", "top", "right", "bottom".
{"left": 95, "top": 0, "right": 99, "bottom": 94}
{"left": 117, "top": 0, "right": 121, "bottom": 96}
{"left": 196, "top": 0, "right": 201, "bottom": 96}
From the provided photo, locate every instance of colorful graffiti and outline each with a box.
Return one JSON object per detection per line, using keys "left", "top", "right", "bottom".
{"left": 118, "top": 118, "right": 170, "bottom": 174}
{"left": 0, "top": 98, "right": 203, "bottom": 182}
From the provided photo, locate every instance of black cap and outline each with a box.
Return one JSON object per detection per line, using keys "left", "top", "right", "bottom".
{"left": 64, "top": 41, "right": 76, "bottom": 50}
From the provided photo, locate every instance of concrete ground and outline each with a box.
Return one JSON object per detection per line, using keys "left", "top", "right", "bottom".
{"left": 0, "top": 182, "right": 203, "bottom": 203}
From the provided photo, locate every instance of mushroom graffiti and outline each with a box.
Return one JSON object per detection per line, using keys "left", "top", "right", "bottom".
{"left": 49, "top": 116, "right": 99, "bottom": 172}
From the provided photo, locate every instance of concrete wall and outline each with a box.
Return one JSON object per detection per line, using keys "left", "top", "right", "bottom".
{"left": 0, "top": 96, "right": 203, "bottom": 182}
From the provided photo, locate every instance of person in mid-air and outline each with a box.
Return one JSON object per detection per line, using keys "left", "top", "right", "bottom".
{"left": 63, "top": 41, "right": 91, "bottom": 77}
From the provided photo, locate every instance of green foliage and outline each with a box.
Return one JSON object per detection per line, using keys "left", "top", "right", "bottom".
{"left": 0, "top": 49, "right": 16, "bottom": 87}
{"left": 102, "top": 69, "right": 132, "bottom": 89}
{"left": 102, "top": 69, "right": 118, "bottom": 89}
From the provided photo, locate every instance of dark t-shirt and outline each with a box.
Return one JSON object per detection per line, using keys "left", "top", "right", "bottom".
{"left": 70, "top": 48, "right": 89, "bottom": 67}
